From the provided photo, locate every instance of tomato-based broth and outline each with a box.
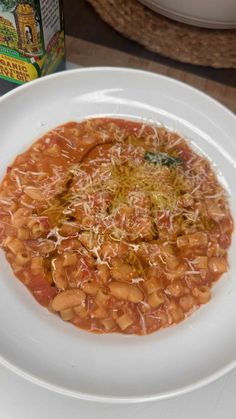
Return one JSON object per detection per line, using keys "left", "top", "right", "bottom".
{"left": 0, "top": 118, "right": 233, "bottom": 334}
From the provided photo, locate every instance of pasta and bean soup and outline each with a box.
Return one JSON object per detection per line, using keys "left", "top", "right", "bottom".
{"left": 0, "top": 118, "right": 233, "bottom": 334}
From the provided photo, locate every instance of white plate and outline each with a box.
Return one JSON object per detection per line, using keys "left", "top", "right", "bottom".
{"left": 0, "top": 67, "right": 236, "bottom": 403}
{"left": 139, "top": 0, "right": 236, "bottom": 29}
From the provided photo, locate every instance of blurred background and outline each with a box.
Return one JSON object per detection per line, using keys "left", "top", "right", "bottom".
{"left": 0, "top": 0, "right": 235, "bottom": 111}
{"left": 62, "top": 0, "right": 236, "bottom": 111}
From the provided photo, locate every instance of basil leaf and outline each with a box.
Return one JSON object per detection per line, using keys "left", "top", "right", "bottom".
{"left": 144, "top": 151, "right": 183, "bottom": 167}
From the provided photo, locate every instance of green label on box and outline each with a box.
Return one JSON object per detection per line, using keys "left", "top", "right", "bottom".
{"left": 0, "top": 0, "right": 65, "bottom": 84}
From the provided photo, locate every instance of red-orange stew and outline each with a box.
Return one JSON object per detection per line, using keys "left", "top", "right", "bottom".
{"left": 0, "top": 118, "right": 233, "bottom": 334}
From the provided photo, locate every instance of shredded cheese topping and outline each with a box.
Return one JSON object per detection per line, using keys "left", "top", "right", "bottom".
{"left": 0, "top": 118, "right": 233, "bottom": 335}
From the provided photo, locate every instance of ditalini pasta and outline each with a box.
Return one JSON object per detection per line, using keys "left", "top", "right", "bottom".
{"left": 0, "top": 118, "right": 233, "bottom": 334}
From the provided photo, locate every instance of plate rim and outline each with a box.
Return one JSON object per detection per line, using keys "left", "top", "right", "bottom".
{"left": 0, "top": 352, "right": 235, "bottom": 403}
{"left": 0, "top": 66, "right": 235, "bottom": 122}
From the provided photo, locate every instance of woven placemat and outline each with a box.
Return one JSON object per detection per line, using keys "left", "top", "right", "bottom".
{"left": 87, "top": 0, "right": 236, "bottom": 68}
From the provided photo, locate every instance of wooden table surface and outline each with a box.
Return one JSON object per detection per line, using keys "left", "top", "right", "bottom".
{"left": 64, "top": 0, "right": 236, "bottom": 113}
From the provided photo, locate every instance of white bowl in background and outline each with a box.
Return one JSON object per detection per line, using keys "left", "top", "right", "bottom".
{"left": 139, "top": 0, "right": 236, "bottom": 28}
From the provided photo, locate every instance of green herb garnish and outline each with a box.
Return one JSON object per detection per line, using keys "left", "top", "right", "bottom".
{"left": 144, "top": 151, "right": 183, "bottom": 167}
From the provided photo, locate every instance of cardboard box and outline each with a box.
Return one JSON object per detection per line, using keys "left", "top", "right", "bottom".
{"left": 0, "top": 0, "right": 65, "bottom": 84}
